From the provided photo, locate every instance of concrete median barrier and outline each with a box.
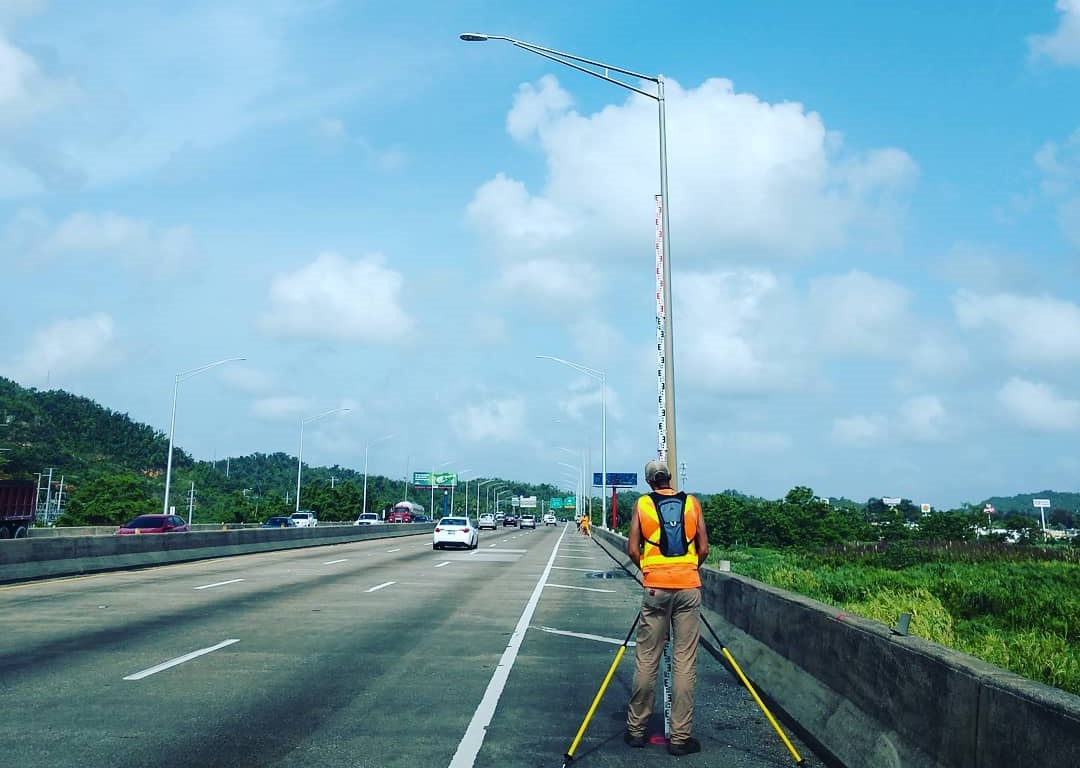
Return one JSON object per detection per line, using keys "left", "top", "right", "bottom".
{"left": 0, "top": 524, "right": 434, "bottom": 583}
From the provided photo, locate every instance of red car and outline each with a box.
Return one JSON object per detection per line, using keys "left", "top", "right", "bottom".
{"left": 115, "top": 514, "right": 190, "bottom": 534}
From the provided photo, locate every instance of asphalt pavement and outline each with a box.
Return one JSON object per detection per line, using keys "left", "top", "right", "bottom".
{"left": 0, "top": 523, "right": 827, "bottom": 767}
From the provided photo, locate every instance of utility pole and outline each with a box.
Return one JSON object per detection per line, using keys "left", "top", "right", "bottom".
{"left": 53, "top": 476, "right": 65, "bottom": 524}
{"left": 187, "top": 482, "right": 196, "bottom": 526}
{"left": 44, "top": 468, "right": 55, "bottom": 521}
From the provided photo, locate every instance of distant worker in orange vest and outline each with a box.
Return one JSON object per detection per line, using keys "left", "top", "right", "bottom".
{"left": 625, "top": 459, "right": 709, "bottom": 756}
{"left": 579, "top": 514, "right": 591, "bottom": 537}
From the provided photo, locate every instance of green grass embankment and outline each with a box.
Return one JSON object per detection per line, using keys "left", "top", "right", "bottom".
{"left": 710, "top": 543, "right": 1080, "bottom": 696}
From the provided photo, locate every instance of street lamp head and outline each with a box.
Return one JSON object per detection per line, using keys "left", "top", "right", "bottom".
{"left": 460, "top": 33, "right": 490, "bottom": 42}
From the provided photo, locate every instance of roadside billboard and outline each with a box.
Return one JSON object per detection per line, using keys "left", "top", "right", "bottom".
{"left": 412, "top": 471, "right": 458, "bottom": 488}
{"left": 593, "top": 472, "right": 638, "bottom": 487}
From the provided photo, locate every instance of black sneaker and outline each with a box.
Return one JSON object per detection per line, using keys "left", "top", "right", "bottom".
{"left": 624, "top": 730, "right": 646, "bottom": 748}
{"left": 668, "top": 737, "right": 701, "bottom": 756}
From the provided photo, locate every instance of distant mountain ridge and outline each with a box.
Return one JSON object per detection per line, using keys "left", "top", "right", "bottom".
{"left": 2, "top": 376, "right": 1078, "bottom": 516}
{"left": 981, "top": 492, "right": 1080, "bottom": 519}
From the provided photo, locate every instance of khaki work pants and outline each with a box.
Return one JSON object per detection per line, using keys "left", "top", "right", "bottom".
{"left": 626, "top": 586, "right": 701, "bottom": 743}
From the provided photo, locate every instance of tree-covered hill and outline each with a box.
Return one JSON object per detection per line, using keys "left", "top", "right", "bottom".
{"left": 0, "top": 376, "right": 172, "bottom": 482}
{"left": 2, "top": 376, "right": 1078, "bottom": 532}
{"left": 0, "top": 377, "right": 567, "bottom": 526}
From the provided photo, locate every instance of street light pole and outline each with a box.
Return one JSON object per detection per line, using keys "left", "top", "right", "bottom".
{"left": 489, "top": 484, "right": 505, "bottom": 516}
{"left": 467, "top": 34, "right": 677, "bottom": 486}
{"left": 543, "top": 354, "right": 607, "bottom": 526}
{"left": 477, "top": 479, "right": 496, "bottom": 518}
{"left": 163, "top": 357, "right": 245, "bottom": 515}
{"left": 428, "top": 459, "right": 453, "bottom": 517}
{"left": 362, "top": 433, "right": 395, "bottom": 516}
{"left": 296, "top": 407, "right": 352, "bottom": 513}
{"left": 455, "top": 468, "right": 473, "bottom": 516}
{"left": 558, "top": 461, "right": 584, "bottom": 520}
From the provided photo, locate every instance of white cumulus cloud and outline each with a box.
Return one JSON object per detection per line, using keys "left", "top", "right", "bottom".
{"left": 3, "top": 208, "right": 197, "bottom": 274}
{"left": 495, "top": 258, "right": 600, "bottom": 310}
{"left": 1034, "top": 127, "right": 1080, "bottom": 249}
{"left": 997, "top": 377, "right": 1080, "bottom": 431}
{"left": 261, "top": 252, "right": 414, "bottom": 344}
{"left": 900, "top": 395, "right": 946, "bottom": 441}
{"left": 452, "top": 397, "right": 527, "bottom": 442}
{"left": 468, "top": 75, "right": 917, "bottom": 262}
{"left": 830, "top": 414, "right": 884, "bottom": 445}
{"left": 678, "top": 269, "right": 809, "bottom": 393}
{"left": 251, "top": 395, "right": 317, "bottom": 421}
{"left": 0, "top": 30, "right": 79, "bottom": 135}
{"left": 811, "top": 270, "right": 913, "bottom": 357}
{"left": 953, "top": 290, "right": 1080, "bottom": 365}
{"left": 4, "top": 313, "right": 116, "bottom": 382}
{"left": 1029, "top": 0, "right": 1080, "bottom": 66}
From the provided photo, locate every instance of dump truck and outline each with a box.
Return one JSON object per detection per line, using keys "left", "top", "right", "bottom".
{"left": 0, "top": 479, "right": 36, "bottom": 538}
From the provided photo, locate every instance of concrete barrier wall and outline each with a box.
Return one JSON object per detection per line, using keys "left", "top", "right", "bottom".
{"left": 0, "top": 524, "right": 433, "bottom": 583}
{"left": 594, "top": 528, "right": 1080, "bottom": 768}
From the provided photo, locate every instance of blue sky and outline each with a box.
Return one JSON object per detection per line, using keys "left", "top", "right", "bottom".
{"left": 2, "top": 0, "right": 1079, "bottom": 509}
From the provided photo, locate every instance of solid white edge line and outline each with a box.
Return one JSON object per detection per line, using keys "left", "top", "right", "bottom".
{"left": 448, "top": 524, "right": 569, "bottom": 767}
{"left": 193, "top": 579, "right": 245, "bottom": 590}
{"left": 124, "top": 639, "right": 240, "bottom": 681}
{"left": 366, "top": 581, "right": 396, "bottom": 593}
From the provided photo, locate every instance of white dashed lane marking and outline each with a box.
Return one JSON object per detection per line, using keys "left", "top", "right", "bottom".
{"left": 193, "top": 579, "right": 244, "bottom": 590}
{"left": 124, "top": 639, "right": 240, "bottom": 681}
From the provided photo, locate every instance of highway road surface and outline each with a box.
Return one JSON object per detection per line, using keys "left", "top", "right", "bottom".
{"left": 0, "top": 523, "right": 827, "bottom": 767}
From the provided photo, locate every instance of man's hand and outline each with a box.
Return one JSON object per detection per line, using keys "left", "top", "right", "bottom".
{"left": 627, "top": 503, "right": 642, "bottom": 567}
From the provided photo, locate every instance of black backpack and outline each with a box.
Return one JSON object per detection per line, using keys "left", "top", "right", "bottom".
{"left": 646, "top": 492, "right": 690, "bottom": 557}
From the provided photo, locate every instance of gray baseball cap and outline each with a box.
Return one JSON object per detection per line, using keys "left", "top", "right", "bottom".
{"left": 645, "top": 460, "right": 670, "bottom": 483}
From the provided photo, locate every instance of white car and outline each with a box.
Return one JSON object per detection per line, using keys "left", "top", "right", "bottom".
{"left": 543, "top": 513, "right": 557, "bottom": 526}
{"left": 290, "top": 511, "right": 318, "bottom": 527}
{"left": 353, "top": 512, "right": 380, "bottom": 526}
{"left": 477, "top": 513, "right": 497, "bottom": 530}
{"left": 432, "top": 517, "right": 478, "bottom": 550}
{"left": 519, "top": 514, "right": 536, "bottom": 529}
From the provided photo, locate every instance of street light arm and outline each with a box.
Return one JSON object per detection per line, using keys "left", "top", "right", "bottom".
{"left": 177, "top": 357, "right": 246, "bottom": 383}
{"left": 461, "top": 33, "right": 658, "bottom": 94}
{"left": 536, "top": 355, "right": 604, "bottom": 381}
{"left": 304, "top": 406, "right": 352, "bottom": 426}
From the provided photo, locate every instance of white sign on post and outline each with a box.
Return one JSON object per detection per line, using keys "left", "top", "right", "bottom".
{"left": 882, "top": 497, "right": 901, "bottom": 508}
{"left": 1033, "top": 499, "right": 1050, "bottom": 540}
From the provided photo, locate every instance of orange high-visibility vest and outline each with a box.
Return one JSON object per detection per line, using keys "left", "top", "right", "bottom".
{"left": 636, "top": 489, "right": 701, "bottom": 589}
